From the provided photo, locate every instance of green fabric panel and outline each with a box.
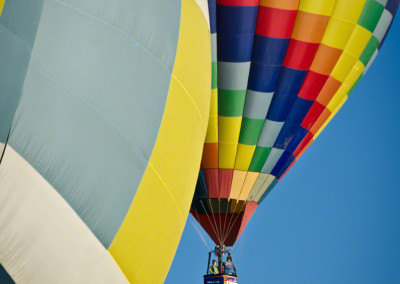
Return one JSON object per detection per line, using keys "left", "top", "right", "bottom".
{"left": 348, "top": 74, "right": 363, "bottom": 96}
{"left": 212, "top": 61, "right": 217, "bottom": 89}
{"left": 249, "top": 146, "right": 271, "bottom": 172}
{"left": 218, "top": 89, "right": 246, "bottom": 117}
{"left": 358, "top": 0, "right": 384, "bottom": 32}
{"left": 239, "top": 117, "right": 264, "bottom": 145}
{"left": 359, "top": 36, "right": 379, "bottom": 66}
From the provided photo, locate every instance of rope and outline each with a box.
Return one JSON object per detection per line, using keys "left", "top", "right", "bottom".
{"left": 206, "top": 198, "right": 223, "bottom": 245}
{"left": 221, "top": 200, "right": 247, "bottom": 245}
{"left": 200, "top": 200, "right": 222, "bottom": 245}
{"left": 189, "top": 215, "right": 211, "bottom": 250}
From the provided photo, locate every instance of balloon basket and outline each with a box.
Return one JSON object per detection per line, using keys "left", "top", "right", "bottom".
{"left": 204, "top": 274, "right": 238, "bottom": 284}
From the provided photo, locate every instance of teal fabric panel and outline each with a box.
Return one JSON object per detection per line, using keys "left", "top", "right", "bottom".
{"left": 5, "top": 0, "right": 181, "bottom": 247}
{"left": 0, "top": 0, "right": 44, "bottom": 144}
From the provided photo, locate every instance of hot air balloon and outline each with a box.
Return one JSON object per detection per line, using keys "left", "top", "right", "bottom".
{"left": 191, "top": 0, "right": 399, "bottom": 251}
{"left": 0, "top": 0, "right": 210, "bottom": 283}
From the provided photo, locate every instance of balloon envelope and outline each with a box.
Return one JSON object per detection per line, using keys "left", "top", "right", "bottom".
{"left": 0, "top": 0, "right": 210, "bottom": 283}
{"left": 191, "top": 0, "right": 399, "bottom": 247}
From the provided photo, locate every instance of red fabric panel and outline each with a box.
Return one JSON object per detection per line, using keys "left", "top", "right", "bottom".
{"left": 301, "top": 101, "right": 325, "bottom": 129}
{"left": 298, "top": 71, "right": 329, "bottom": 100}
{"left": 293, "top": 132, "right": 313, "bottom": 157}
{"left": 256, "top": 6, "right": 297, "bottom": 38}
{"left": 235, "top": 201, "right": 258, "bottom": 243}
{"left": 218, "top": 169, "right": 234, "bottom": 199}
{"left": 283, "top": 39, "right": 319, "bottom": 70}
{"left": 191, "top": 210, "right": 221, "bottom": 246}
{"left": 217, "top": 0, "right": 259, "bottom": 6}
{"left": 191, "top": 202, "right": 258, "bottom": 246}
{"left": 204, "top": 169, "right": 219, "bottom": 198}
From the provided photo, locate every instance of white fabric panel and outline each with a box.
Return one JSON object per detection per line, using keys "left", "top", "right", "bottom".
{"left": 0, "top": 147, "right": 128, "bottom": 284}
{"left": 211, "top": 33, "right": 217, "bottom": 62}
{"left": 243, "top": 90, "right": 274, "bottom": 119}
{"left": 0, "top": 143, "right": 4, "bottom": 161}
{"left": 376, "top": 0, "right": 388, "bottom": 6}
{"left": 258, "top": 119, "right": 284, "bottom": 147}
{"left": 261, "top": 148, "right": 284, "bottom": 174}
{"left": 373, "top": 9, "right": 393, "bottom": 42}
{"left": 217, "top": 62, "right": 251, "bottom": 90}
{"left": 253, "top": 174, "right": 276, "bottom": 203}
{"left": 247, "top": 173, "right": 268, "bottom": 202}
{"left": 194, "top": 0, "right": 210, "bottom": 29}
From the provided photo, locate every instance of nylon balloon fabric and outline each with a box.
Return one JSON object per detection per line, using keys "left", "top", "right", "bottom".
{"left": 0, "top": 0, "right": 210, "bottom": 283}
{"left": 191, "top": 0, "right": 399, "bottom": 247}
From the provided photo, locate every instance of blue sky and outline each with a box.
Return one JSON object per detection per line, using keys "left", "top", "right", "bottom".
{"left": 166, "top": 13, "right": 400, "bottom": 284}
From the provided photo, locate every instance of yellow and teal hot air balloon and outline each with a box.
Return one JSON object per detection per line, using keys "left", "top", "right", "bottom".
{"left": 0, "top": 0, "right": 210, "bottom": 283}
{"left": 191, "top": 0, "right": 399, "bottom": 247}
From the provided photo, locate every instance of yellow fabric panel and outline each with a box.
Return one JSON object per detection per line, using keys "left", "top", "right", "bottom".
{"left": 229, "top": 170, "right": 247, "bottom": 200}
{"left": 343, "top": 60, "right": 365, "bottom": 90}
{"left": 331, "top": 51, "right": 358, "bottom": 82}
{"left": 205, "top": 116, "right": 218, "bottom": 143}
{"left": 234, "top": 143, "right": 256, "bottom": 171}
{"left": 298, "top": 0, "right": 335, "bottom": 16}
{"left": 321, "top": 17, "right": 356, "bottom": 50}
{"left": 345, "top": 25, "right": 372, "bottom": 58}
{"left": 0, "top": 0, "right": 4, "bottom": 14}
{"left": 205, "top": 89, "right": 218, "bottom": 143}
{"left": 218, "top": 116, "right": 242, "bottom": 143}
{"left": 109, "top": 1, "right": 211, "bottom": 283}
{"left": 241, "top": 172, "right": 259, "bottom": 199}
{"left": 314, "top": 96, "right": 347, "bottom": 139}
{"left": 219, "top": 143, "right": 238, "bottom": 169}
{"left": 327, "top": 85, "right": 348, "bottom": 112}
{"left": 333, "top": 0, "right": 366, "bottom": 23}
{"left": 238, "top": 173, "right": 258, "bottom": 201}
{"left": 210, "top": 88, "right": 218, "bottom": 117}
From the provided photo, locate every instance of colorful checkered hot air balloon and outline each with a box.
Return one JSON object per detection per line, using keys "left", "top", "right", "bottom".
{"left": 191, "top": 0, "right": 399, "bottom": 247}
{"left": 0, "top": 0, "right": 210, "bottom": 283}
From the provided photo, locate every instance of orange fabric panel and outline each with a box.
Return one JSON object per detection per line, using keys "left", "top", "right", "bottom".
{"left": 310, "top": 108, "right": 331, "bottom": 135}
{"left": 291, "top": 11, "right": 330, "bottom": 43}
{"left": 310, "top": 44, "right": 342, "bottom": 75}
{"left": 202, "top": 142, "right": 219, "bottom": 169}
{"left": 259, "top": 0, "right": 299, "bottom": 10}
{"left": 316, "top": 76, "right": 342, "bottom": 106}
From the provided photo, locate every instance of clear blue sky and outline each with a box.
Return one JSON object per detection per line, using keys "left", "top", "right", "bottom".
{"left": 166, "top": 14, "right": 400, "bottom": 284}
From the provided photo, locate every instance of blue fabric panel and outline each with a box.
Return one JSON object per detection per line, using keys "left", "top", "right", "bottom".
{"left": 194, "top": 170, "right": 209, "bottom": 199}
{"left": 286, "top": 97, "right": 314, "bottom": 124}
{"left": 208, "top": 0, "right": 217, "bottom": 34}
{"left": 217, "top": 33, "right": 255, "bottom": 62}
{"left": 266, "top": 94, "right": 297, "bottom": 121}
{"left": 257, "top": 178, "right": 278, "bottom": 205}
{"left": 216, "top": 5, "right": 258, "bottom": 34}
{"left": 247, "top": 62, "right": 282, "bottom": 92}
{"left": 273, "top": 122, "right": 299, "bottom": 149}
{"left": 252, "top": 35, "right": 290, "bottom": 65}
{"left": 275, "top": 67, "right": 308, "bottom": 96}
{"left": 271, "top": 151, "right": 295, "bottom": 179}
{"left": 286, "top": 126, "right": 308, "bottom": 154}
{"left": 216, "top": 5, "right": 258, "bottom": 62}
{"left": 386, "top": 0, "right": 399, "bottom": 15}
